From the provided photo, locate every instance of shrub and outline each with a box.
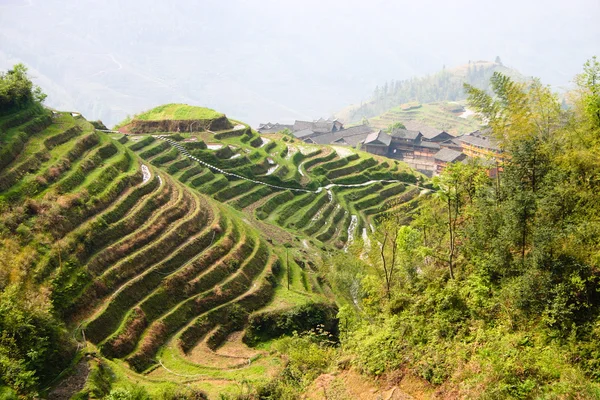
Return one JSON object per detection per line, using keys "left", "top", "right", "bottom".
{"left": 243, "top": 302, "right": 339, "bottom": 346}
{"left": 182, "top": 140, "right": 207, "bottom": 150}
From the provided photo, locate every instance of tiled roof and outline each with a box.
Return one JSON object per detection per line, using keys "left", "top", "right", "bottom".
{"left": 364, "top": 130, "right": 392, "bottom": 146}
{"left": 293, "top": 119, "right": 336, "bottom": 133}
{"left": 458, "top": 130, "right": 501, "bottom": 151}
{"left": 293, "top": 128, "right": 316, "bottom": 138}
{"left": 434, "top": 148, "right": 466, "bottom": 162}
{"left": 416, "top": 140, "right": 441, "bottom": 149}
{"left": 310, "top": 124, "right": 375, "bottom": 146}
{"left": 390, "top": 128, "right": 422, "bottom": 140}
{"left": 403, "top": 121, "right": 443, "bottom": 139}
{"left": 257, "top": 123, "right": 293, "bottom": 133}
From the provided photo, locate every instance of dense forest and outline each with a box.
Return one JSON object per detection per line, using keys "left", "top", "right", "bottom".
{"left": 344, "top": 60, "right": 525, "bottom": 123}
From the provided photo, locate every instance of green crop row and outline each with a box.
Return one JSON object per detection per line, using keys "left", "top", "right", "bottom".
{"left": 150, "top": 147, "right": 179, "bottom": 166}
{"left": 43, "top": 125, "right": 82, "bottom": 149}
{"left": 178, "top": 165, "right": 203, "bottom": 182}
{"left": 190, "top": 170, "right": 215, "bottom": 187}
{"left": 139, "top": 141, "right": 169, "bottom": 160}
{"left": 232, "top": 186, "right": 274, "bottom": 209}
{"left": 0, "top": 114, "right": 52, "bottom": 171}
{"left": 303, "top": 151, "right": 335, "bottom": 170}
{"left": 275, "top": 192, "right": 317, "bottom": 225}
{"left": 166, "top": 158, "right": 191, "bottom": 174}
{"left": 213, "top": 180, "right": 256, "bottom": 202}
{"left": 256, "top": 191, "right": 294, "bottom": 218}
{"left": 0, "top": 104, "right": 43, "bottom": 131}
{"left": 128, "top": 136, "right": 156, "bottom": 151}
{"left": 289, "top": 193, "right": 328, "bottom": 230}
{"left": 214, "top": 126, "right": 249, "bottom": 140}
{"left": 200, "top": 175, "right": 229, "bottom": 194}
{"left": 182, "top": 140, "right": 207, "bottom": 150}
{"left": 326, "top": 158, "right": 378, "bottom": 180}
{"left": 0, "top": 150, "right": 48, "bottom": 192}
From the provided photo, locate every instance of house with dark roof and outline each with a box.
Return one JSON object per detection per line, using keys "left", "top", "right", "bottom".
{"left": 380, "top": 127, "right": 443, "bottom": 175}
{"left": 307, "top": 124, "right": 375, "bottom": 147}
{"left": 389, "top": 128, "right": 422, "bottom": 144}
{"left": 257, "top": 122, "right": 294, "bottom": 134}
{"left": 458, "top": 129, "right": 506, "bottom": 162}
{"left": 440, "top": 138, "right": 464, "bottom": 152}
{"left": 434, "top": 148, "right": 467, "bottom": 173}
{"left": 402, "top": 121, "right": 454, "bottom": 142}
{"left": 363, "top": 130, "right": 392, "bottom": 155}
{"left": 292, "top": 119, "right": 343, "bottom": 134}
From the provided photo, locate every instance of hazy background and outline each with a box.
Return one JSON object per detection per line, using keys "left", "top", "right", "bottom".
{"left": 0, "top": 0, "right": 598, "bottom": 127}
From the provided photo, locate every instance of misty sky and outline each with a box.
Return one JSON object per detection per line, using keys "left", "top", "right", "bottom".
{"left": 0, "top": 0, "right": 598, "bottom": 126}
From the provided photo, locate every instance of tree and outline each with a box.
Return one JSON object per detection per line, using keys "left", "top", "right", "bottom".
{"left": 0, "top": 64, "right": 46, "bottom": 112}
{"left": 495, "top": 56, "right": 503, "bottom": 65}
{"left": 368, "top": 216, "right": 424, "bottom": 298}
{"left": 385, "top": 121, "right": 406, "bottom": 133}
{"left": 573, "top": 56, "right": 600, "bottom": 132}
{"left": 432, "top": 162, "right": 489, "bottom": 279}
{"left": 368, "top": 218, "right": 400, "bottom": 299}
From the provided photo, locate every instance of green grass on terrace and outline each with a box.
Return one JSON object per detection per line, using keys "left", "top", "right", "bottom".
{"left": 135, "top": 104, "right": 224, "bottom": 121}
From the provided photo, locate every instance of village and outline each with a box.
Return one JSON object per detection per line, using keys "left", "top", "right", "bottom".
{"left": 257, "top": 118, "right": 503, "bottom": 177}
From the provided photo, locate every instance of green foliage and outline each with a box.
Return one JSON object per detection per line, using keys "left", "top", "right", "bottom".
{"left": 256, "top": 331, "right": 337, "bottom": 398}
{"left": 334, "top": 59, "right": 600, "bottom": 398}
{"left": 0, "top": 283, "right": 73, "bottom": 397}
{"left": 104, "top": 385, "right": 151, "bottom": 400}
{"left": 243, "top": 302, "right": 339, "bottom": 346}
{"left": 384, "top": 121, "right": 406, "bottom": 133}
{"left": 0, "top": 64, "right": 46, "bottom": 112}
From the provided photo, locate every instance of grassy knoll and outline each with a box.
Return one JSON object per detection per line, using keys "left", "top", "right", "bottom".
{"left": 135, "top": 103, "right": 224, "bottom": 121}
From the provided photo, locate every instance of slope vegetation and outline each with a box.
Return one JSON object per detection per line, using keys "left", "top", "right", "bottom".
{"left": 120, "top": 124, "right": 425, "bottom": 252}
{"left": 0, "top": 105, "right": 339, "bottom": 398}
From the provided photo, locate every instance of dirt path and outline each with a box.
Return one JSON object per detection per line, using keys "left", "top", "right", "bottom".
{"left": 47, "top": 359, "right": 90, "bottom": 400}
{"left": 304, "top": 370, "right": 418, "bottom": 400}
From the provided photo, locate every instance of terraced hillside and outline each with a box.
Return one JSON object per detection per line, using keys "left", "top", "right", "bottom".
{"left": 0, "top": 106, "right": 337, "bottom": 398}
{"left": 118, "top": 123, "right": 426, "bottom": 251}
{"left": 366, "top": 101, "right": 481, "bottom": 135}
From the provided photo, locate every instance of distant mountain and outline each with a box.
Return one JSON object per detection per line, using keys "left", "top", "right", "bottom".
{"left": 336, "top": 60, "right": 527, "bottom": 124}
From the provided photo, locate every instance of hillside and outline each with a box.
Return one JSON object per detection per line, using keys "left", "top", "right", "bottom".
{"left": 364, "top": 101, "right": 482, "bottom": 136}
{"left": 0, "top": 93, "right": 425, "bottom": 398}
{"left": 3, "top": 59, "right": 600, "bottom": 400}
{"left": 337, "top": 60, "right": 526, "bottom": 129}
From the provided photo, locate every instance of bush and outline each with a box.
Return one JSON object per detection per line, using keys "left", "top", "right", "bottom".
{"left": 182, "top": 140, "right": 207, "bottom": 150}
{"left": 243, "top": 302, "right": 339, "bottom": 346}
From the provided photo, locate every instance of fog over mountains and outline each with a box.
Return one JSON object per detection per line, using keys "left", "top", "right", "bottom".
{"left": 1, "top": 0, "right": 598, "bottom": 127}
